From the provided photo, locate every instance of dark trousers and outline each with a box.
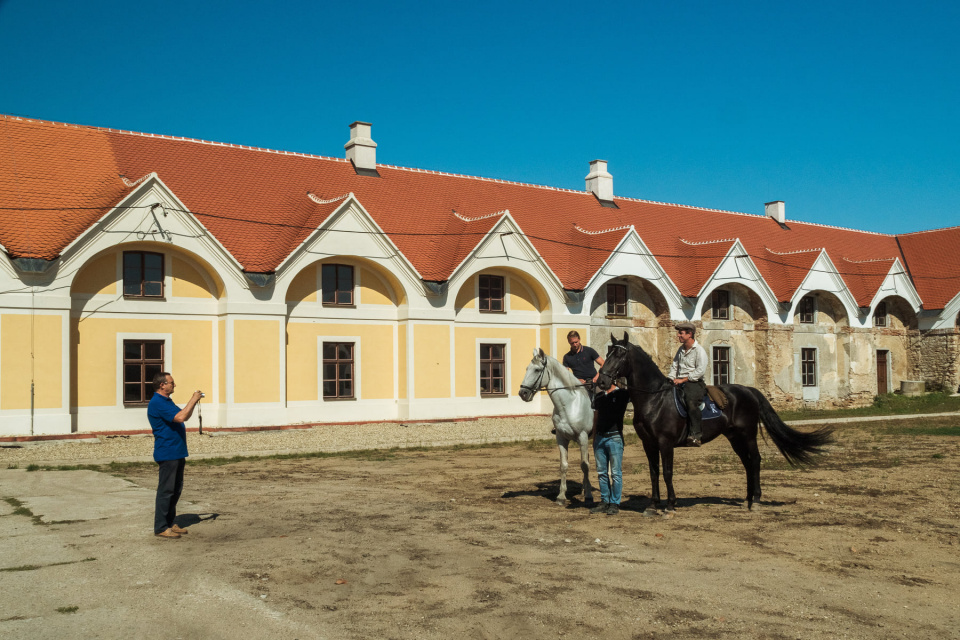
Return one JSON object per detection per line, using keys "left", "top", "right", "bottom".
{"left": 155, "top": 458, "right": 185, "bottom": 534}
{"left": 681, "top": 379, "right": 707, "bottom": 439}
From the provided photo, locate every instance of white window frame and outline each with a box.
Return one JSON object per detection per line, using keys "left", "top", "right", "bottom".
{"left": 318, "top": 335, "right": 361, "bottom": 401}
{"left": 475, "top": 338, "right": 511, "bottom": 398}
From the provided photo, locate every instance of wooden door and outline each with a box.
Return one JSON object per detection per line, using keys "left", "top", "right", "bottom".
{"left": 877, "top": 350, "right": 889, "bottom": 394}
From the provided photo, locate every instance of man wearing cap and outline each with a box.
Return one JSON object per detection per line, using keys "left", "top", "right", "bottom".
{"left": 667, "top": 322, "right": 708, "bottom": 447}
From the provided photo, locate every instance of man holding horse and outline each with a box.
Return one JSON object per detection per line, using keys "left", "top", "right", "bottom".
{"left": 668, "top": 321, "right": 708, "bottom": 447}
{"left": 589, "top": 382, "right": 631, "bottom": 515}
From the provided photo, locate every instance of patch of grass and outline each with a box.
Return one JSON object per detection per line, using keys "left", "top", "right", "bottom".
{"left": 6, "top": 464, "right": 18, "bottom": 469}
{"left": 878, "top": 422, "right": 960, "bottom": 437}
{"left": 932, "top": 453, "right": 946, "bottom": 459}
{"left": 780, "top": 392, "right": 960, "bottom": 421}
{"left": 25, "top": 464, "right": 39, "bottom": 472}
{"left": 55, "top": 606, "right": 79, "bottom": 614}
{"left": 0, "top": 558, "right": 95, "bottom": 573}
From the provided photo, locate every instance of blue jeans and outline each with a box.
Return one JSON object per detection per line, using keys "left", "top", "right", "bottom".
{"left": 593, "top": 433, "right": 624, "bottom": 505}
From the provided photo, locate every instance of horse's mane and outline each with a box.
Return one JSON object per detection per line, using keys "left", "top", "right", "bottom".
{"left": 627, "top": 342, "right": 670, "bottom": 383}
{"left": 543, "top": 354, "right": 587, "bottom": 390}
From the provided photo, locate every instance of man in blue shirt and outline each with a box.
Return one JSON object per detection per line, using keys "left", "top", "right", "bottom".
{"left": 148, "top": 371, "right": 203, "bottom": 539}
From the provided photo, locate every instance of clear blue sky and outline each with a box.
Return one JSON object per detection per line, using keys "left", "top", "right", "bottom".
{"left": 2, "top": 0, "right": 958, "bottom": 234}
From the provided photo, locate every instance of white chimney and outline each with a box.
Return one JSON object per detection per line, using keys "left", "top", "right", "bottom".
{"left": 585, "top": 159, "right": 614, "bottom": 202}
{"left": 765, "top": 200, "right": 785, "bottom": 224}
{"left": 345, "top": 121, "right": 377, "bottom": 173}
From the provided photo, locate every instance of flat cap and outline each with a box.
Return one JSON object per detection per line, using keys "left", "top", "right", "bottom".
{"left": 675, "top": 321, "right": 696, "bottom": 332}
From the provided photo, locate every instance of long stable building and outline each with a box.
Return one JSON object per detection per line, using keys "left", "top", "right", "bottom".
{"left": 1, "top": 115, "right": 958, "bottom": 436}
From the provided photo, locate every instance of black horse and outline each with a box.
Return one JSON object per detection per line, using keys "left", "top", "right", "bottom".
{"left": 597, "top": 332, "right": 833, "bottom": 512}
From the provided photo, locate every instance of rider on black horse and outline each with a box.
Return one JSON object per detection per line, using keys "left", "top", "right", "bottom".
{"left": 667, "top": 321, "right": 708, "bottom": 447}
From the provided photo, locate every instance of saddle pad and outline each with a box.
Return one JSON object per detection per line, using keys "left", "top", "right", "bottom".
{"left": 673, "top": 387, "right": 724, "bottom": 421}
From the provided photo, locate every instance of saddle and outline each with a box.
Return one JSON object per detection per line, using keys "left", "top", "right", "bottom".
{"left": 672, "top": 387, "right": 725, "bottom": 421}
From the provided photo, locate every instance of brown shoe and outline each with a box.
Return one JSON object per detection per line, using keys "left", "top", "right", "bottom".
{"left": 170, "top": 524, "right": 188, "bottom": 534}
{"left": 155, "top": 528, "right": 181, "bottom": 539}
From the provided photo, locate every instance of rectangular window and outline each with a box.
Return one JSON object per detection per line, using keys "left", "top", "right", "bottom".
{"left": 712, "top": 290, "right": 729, "bottom": 320}
{"left": 479, "top": 275, "right": 504, "bottom": 313}
{"left": 123, "top": 251, "right": 164, "bottom": 298}
{"left": 322, "top": 342, "right": 354, "bottom": 399}
{"left": 479, "top": 343, "right": 506, "bottom": 395}
{"left": 122, "top": 340, "right": 164, "bottom": 404}
{"left": 322, "top": 264, "right": 354, "bottom": 306}
{"left": 712, "top": 346, "right": 730, "bottom": 384}
{"left": 606, "top": 284, "right": 627, "bottom": 316}
{"left": 801, "top": 348, "right": 817, "bottom": 387}
{"left": 799, "top": 296, "right": 815, "bottom": 324}
{"left": 874, "top": 301, "right": 887, "bottom": 327}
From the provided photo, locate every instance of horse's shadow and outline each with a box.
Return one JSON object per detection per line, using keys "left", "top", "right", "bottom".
{"left": 174, "top": 513, "right": 220, "bottom": 528}
{"left": 501, "top": 480, "right": 596, "bottom": 508}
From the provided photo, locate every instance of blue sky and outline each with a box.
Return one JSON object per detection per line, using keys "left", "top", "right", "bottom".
{"left": 1, "top": 0, "right": 958, "bottom": 234}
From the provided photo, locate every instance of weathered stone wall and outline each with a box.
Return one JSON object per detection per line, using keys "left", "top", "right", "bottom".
{"left": 917, "top": 329, "right": 960, "bottom": 393}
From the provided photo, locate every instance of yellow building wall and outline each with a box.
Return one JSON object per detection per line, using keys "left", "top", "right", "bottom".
{"left": 414, "top": 324, "right": 451, "bottom": 399}
{"left": 509, "top": 278, "right": 538, "bottom": 312}
{"left": 286, "top": 266, "right": 318, "bottom": 303}
{"left": 455, "top": 281, "right": 475, "bottom": 309}
{"left": 73, "top": 318, "right": 213, "bottom": 408}
{"left": 286, "top": 322, "right": 395, "bottom": 401}
{"left": 540, "top": 327, "right": 551, "bottom": 356}
{"left": 233, "top": 320, "right": 280, "bottom": 404}
{"left": 359, "top": 267, "right": 393, "bottom": 305}
{"left": 1, "top": 314, "right": 63, "bottom": 410}
{"left": 72, "top": 253, "right": 117, "bottom": 296}
{"left": 454, "top": 327, "right": 537, "bottom": 397}
{"left": 218, "top": 320, "right": 226, "bottom": 405}
{"left": 170, "top": 257, "right": 216, "bottom": 298}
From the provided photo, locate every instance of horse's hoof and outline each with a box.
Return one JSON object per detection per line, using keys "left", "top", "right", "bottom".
{"left": 641, "top": 508, "right": 659, "bottom": 518}
{"left": 661, "top": 511, "right": 675, "bottom": 520}
{"left": 556, "top": 499, "right": 566, "bottom": 507}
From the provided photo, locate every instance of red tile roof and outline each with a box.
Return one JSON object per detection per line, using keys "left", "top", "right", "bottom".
{"left": 2, "top": 115, "right": 958, "bottom": 310}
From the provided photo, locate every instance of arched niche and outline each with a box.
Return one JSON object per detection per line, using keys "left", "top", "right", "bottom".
{"left": 588, "top": 276, "right": 671, "bottom": 363}
{"left": 698, "top": 282, "right": 769, "bottom": 324}
{"left": 70, "top": 242, "right": 225, "bottom": 300}
{"left": 285, "top": 256, "right": 408, "bottom": 309}
{"left": 874, "top": 295, "right": 919, "bottom": 331}
{"left": 794, "top": 290, "right": 849, "bottom": 328}
{"left": 452, "top": 266, "right": 550, "bottom": 315}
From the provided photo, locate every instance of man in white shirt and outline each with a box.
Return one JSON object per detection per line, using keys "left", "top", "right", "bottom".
{"left": 667, "top": 322, "right": 709, "bottom": 447}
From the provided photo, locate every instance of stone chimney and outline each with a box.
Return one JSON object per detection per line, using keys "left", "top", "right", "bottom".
{"left": 345, "top": 121, "right": 377, "bottom": 175}
{"left": 765, "top": 200, "right": 785, "bottom": 224}
{"left": 585, "top": 160, "right": 614, "bottom": 203}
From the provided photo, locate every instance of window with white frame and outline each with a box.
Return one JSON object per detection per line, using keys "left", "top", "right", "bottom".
{"left": 799, "top": 296, "right": 816, "bottom": 324}
{"left": 873, "top": 301, "right": 887, "bottom": 327}
{"left": 123, "top": 340, "right": 164, "bottom": 404}
{"left": 479, "top": 343, "right": 506, "bottom": 395}
{"left": 712, "top": 290, "right": 730, "bottom": 320}
{"left": 712, "top": 346, "right": 731, "bottom": 384}
{"left": 801, "top": 348, "right": 817, "bottom": 387}
{"left": 606, "top": 283, "right": 627, "bottom": 316}
{"left": 322, "top": 342, "right": 354, "bottom": 398}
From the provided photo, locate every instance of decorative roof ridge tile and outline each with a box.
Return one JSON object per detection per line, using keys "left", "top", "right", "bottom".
{"left": 120, "top": 173, "right": 153, "bottom": 187}
{"left": 896, "top": 223, "right": 960, "bottom": 237}
{"left": 841, "top": 256, "right": 897, "bottom": 264}
{"left": 573, "top": 223, "right": 632, "bottom": 235}
{"left": 764, "top": 246, "right": 823, "bottom": 256}
{"left": 307, "top": 192, "right": 350, "bottom": 205}
{"left": 679, "top": 237, "right": 736, "bottom": 246}
{"left": 453, "top": 209, "right": 508, "bottom": 222}
{"left": 379, "top": 163, "right": 591, "bottom": 195}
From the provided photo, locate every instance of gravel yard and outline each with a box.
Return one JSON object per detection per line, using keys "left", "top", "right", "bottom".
{"left": 0, "top": 416, "right": 554, "bottom": 466}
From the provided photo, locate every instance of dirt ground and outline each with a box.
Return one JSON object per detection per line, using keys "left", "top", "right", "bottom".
{"left": 2, "top": 419, "right": 959, "bottom": 639}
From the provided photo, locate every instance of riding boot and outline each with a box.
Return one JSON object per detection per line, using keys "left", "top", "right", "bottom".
{"left": 682, "top": 381, "right": 704, "bottom": 446}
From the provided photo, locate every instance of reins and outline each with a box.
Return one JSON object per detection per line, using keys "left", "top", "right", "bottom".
{"left": 519, "top": 360, "right": 593, "bottom": 394}
{"left": 602, "top": 343, "right": 671, "bottom": 395}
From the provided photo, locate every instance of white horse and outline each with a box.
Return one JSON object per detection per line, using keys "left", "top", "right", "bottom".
{"left": 518, "top": 348, "right": 594, "bottom": 506}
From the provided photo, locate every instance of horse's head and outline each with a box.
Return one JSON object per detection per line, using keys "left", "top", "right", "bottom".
{"left": 518, "top": 348, "right": 549, "bottom": 402}
{"left": 597, "top": 332, "right": 631, "bottom": 390}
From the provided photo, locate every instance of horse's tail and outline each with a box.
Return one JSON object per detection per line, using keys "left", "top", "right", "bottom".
{"left": 748, "top": 387, "right": 834, "bottom": 467}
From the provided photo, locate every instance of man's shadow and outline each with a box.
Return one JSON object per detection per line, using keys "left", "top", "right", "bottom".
{"left": 174, "top": 513, "right": 220, "bottom": 528}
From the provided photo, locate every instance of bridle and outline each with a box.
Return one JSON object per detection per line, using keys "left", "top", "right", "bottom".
{"left": 601, "top": 343, "right": 671, "bottom": 395}
{"left": 519, "top": 359, "right": 592, "bottom": 394}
